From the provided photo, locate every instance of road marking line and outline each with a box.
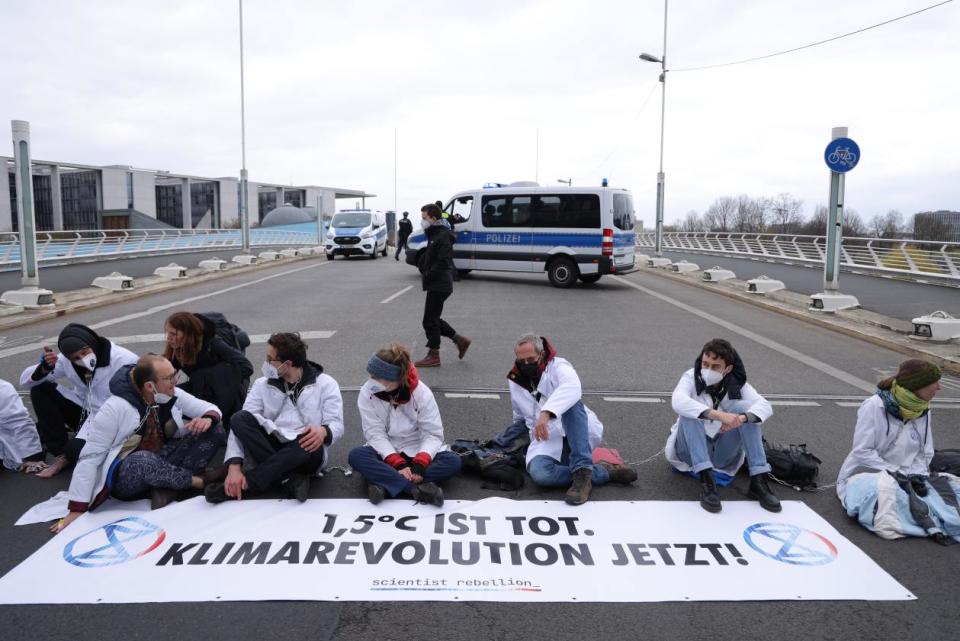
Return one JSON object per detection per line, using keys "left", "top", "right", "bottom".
{"left": 444, "top": 393, "right": 501, "bottom": 400}
{"left": 611, "top": 275, "right": 876, "bottom": 393}
{"left": 835, "top": 402, "right": 863, "bottom": 407}
{"left": 770, "top": 401, "right": 821, "bottom": 407}
{"left": 104, "top": 330, "right": 337, "bottom": 345}
{"left": 603, "top": 396, "right": 662, "bottom": 403}
{"left": 0, "top": 262, "right": 329, "bottom": 360}
{"left": 380, "top": 285, "right": 413, "bottom": 304}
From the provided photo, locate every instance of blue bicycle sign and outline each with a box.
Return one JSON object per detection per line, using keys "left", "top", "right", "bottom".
{"left": 824, "top": 137, "right": 860, "bottom": 173}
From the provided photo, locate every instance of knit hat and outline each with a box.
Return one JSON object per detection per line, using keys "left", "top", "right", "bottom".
{"left": 57, "top": 324, "right": 99, "bottom": 358}
{"left": 366, "top": 354, "right": 402, "bottom": 382}
{"left": 895, "top": 359, "right": 942, "bottom": 392}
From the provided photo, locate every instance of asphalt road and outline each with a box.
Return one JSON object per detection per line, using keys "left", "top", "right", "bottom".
{"left": 1, "top": 256, "right": 958, "bottom": 641}
{"left": 659, "top": 250, "right": 960, "bottom": 322}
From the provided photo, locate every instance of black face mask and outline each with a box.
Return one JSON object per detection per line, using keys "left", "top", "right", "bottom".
{"left": 517, "top": 360, "right": 541, "bottom": 380}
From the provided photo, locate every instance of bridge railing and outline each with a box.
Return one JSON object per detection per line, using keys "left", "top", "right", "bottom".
{"left": 0, "top": 228, "right": 319, "bottom": 267}
{"left": 636, "top": 232, "right": 960, "bottom": 282}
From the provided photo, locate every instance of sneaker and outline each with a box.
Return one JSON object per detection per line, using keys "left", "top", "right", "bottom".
{"left": 414, "top": 349, "right": 441, "bottom": 368}
{"left": 150, "top": 487, "right": 179, "bottom": 510}
{"left": 282, "top": 473, "right": 311, "bottom": 503}
{"left": 699, "top": 469, "right": 722, "bottom": 513}
{"left": 411, "top": 481, "right": 444, "bottom": 507}
{"left": 368, "top": 484, "right": 387, "bottom": 505}
{"left": 565, "top": 468, "right": 593, "bottom": 505}
{"left": 204, "top": 482, "right": 231, "bottom": 504}
{"left": 598, "top": 461, "right": 638, "bottom": 484}
{"left": 748, "top": 473, "right": 782, "bottom": 513}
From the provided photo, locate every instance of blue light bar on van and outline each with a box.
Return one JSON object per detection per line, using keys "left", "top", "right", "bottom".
{"left": 483, "top": 182, "right": 508, "bottom": 189}
{"left": 602, "top": 178, "right": 608, "bottom": 187}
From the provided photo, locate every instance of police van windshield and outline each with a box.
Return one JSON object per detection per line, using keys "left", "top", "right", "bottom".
{"left": 332, "top": 212, "right": 371, "bottom": 228}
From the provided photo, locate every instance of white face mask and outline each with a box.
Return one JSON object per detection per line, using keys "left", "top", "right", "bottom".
{"left": 153, "top": 391, "right": 172, "bottom": 405}
{"left": 73, "top": 353, "right": 97, "bottom": 371}
{"left": 262, "top": 361, "right": 280, "bottom": 380}
{"left": 368, "top": 380, "right": 387, "bottom": 394}
{"left": 421, "top": 218, "right": 431, "bottom": 230}
{"left": 700, "top": 367, "right": 726, "bottom": 387}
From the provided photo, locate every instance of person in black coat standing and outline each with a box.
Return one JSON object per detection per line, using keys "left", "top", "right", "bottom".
{"left": 414, "top": 203, "right": 471, "bottom": 368}
{"left": 395, "top": 211, "right": 413, "bottom": 261}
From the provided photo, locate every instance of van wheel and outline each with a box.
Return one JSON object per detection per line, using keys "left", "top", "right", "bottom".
{"left": 547, "top": 258, "right": 579, "bottom": 288}
{"left": 579, "top": 274, "right": 602, "bottom": 284}
{"left": 325, "top": 253, "right": 335, "bottom": 260}
{"left": 370, "top": 248, "right": 377, "bottom": 260}
{"left": 381, "top": 245, "right": 388, "bottom": 257}
{"left": 457, "top": 269, "right": 472, "bottom": 277}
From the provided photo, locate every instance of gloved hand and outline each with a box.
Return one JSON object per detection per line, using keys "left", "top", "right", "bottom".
{"left": 909, "top": 475, "right": 929, "bottom": 497}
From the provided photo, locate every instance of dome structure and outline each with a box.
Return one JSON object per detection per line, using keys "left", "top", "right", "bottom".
{"left": 260, "top": 205, "right": 317, "bottom": 227}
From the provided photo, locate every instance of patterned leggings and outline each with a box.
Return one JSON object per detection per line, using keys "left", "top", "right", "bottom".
{"left": 112, "top": 425, "right": 226, "bottom": 500}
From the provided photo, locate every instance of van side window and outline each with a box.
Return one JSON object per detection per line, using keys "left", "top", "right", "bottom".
{"left": 449, "top": 196, "right": 473, "bottom": 224}
{"left": 481, "top": 195, "right": 531, "bottom": 227}
{"left": 531, "top": 194, "right": 600, "bottom": 228}
{"left": 613, "top": 193, "right": 636, "bottom": 231}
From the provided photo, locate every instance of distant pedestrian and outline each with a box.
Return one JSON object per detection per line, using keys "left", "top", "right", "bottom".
{"left": 414, "top": 203, "right": 471, "bottom": 368}
{"left": 395, "top": 211, "right": 413, "bottom": 261}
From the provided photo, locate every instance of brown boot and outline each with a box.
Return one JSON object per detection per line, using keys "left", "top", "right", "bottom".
{"left": 452, "top": 335, "right": 472, "bottom": 360}
{"left": 414, "top": 348, "right": 441, "bottom": 368}
{"left": 598, "top": 461, "right": 638, "bottom": 484}
{"left": 565, "top": 468, "right": 593, "bottom": 505}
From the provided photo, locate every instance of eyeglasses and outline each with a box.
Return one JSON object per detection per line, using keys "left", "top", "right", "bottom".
{"left": 516, "top": 356, "right": 540, "bottom": 365}
{"left": 156, "top": 373, "right": 178, "bottom": 383}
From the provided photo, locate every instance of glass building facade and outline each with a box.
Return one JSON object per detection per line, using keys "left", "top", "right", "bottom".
{"left": 156, "top": 184, "right": 182, "bottom": 228}
{"left": 60, "top": 170, "right": 100, "bottom": 230}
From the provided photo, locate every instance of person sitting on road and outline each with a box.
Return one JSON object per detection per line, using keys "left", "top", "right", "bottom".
{"left": 664, "top": 338, "right": 779, "bottom": 514}
{"left": 348, "top": 343, "right": 461, "bottom": 507}
{"left": 19, "top": 323, "right": 138, "bottom": 478}
{"left": 205, "top": 332, "right": 344, "bottom": 504}
{"left": 0, "top": 378, "right": 46, "bottom": 474}
{"left": 508, "top": 333, "right": 636, "bottom": 506}
{"left": 163, "top": 311, "right": 253, "bottom": 429}
{"left": 51, "top": 354, "right": 225, "bottom": 533}
{"left": 837, "top": 359, "right": 958, "bottom": 545}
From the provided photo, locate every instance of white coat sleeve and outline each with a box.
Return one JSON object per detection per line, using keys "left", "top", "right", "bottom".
{"left": 19, "top": 354, "right": 65, "bottom": 389}
{"left": 671, "top": 372, "right": 711, "bottom": 419}
{"left": 908, "top": 413, "right": 935, "bottom": 477}
{"left": 540, "top": 361, "right": 582, "bottom": 419}
{"left": 67, "top": 401, "right": 123, "bottom": 508}
{"left": 224, "top": 430, "right": 246, "bottom": 463}
{"left": 319, "top": 377, "right": 344, "bottom": 447}
{"left": 0, "top": 381, "right": 41, "bottom": 469}
{"left": 242, "top": 379, "right": 280, "bottom": 434}
{"left": 414, "top": 389, "right": 444, "bottom": 457}
{"left": 357, "top": 392, "right": 397, "bottom": 459}
{"left": 849, "top": 400, "right": 898, "bottom": 473}
{"left": 509, "top": 383, "right": 533, "bottom": 428}
{"left": 739, "top": 383, "right": 773, "bottom": 423}
{"left": 176, "top": 388, "right": 221, "bottom": 424}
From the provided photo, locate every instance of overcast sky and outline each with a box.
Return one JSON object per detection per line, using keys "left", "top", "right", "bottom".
{"left": 1, "top": 0, "right": 956, "bottom": 227}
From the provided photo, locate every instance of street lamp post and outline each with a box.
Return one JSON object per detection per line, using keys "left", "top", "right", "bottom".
{"left": 238, "top": 0, "right": 250, "bottom": 252}
{"left": 640, "top": 0, "right": 668, "bottom": 257}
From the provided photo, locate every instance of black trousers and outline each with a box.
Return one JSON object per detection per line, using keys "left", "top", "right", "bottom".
{"left": 394, "top": 234, "right": 410, "bottom": 259}
{"left": 423, "top": 290, "right": 457, "bottom": 349}
{"left": 31, "top": 382, "right": 84, "bottom": 458}
{"left": 231, "top": 410, "right": 325, "bottom": 493}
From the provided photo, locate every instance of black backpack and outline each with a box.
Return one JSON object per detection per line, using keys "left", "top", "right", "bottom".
{"left": 451, "top": 439, "right": 526, "bottom": 491}
{"left": 931, "top": 449, "right": 960, "bottom": 476}
{"left": 763, "top": 439, "right": 822, "bottom": 490}
{"left": 198, "top": 312, "right": 250, "bottom": 354}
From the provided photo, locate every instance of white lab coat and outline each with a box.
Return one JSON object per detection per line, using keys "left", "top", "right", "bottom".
{"left": 224, "top": 371, "right": 345, "bottom": 469}
{"left": 664, "top": 368, "right": 773, "bottom": 477}
{"left": 68, "top": 389, "right": 219, "bottom": 510}
{"left": 508, "top": 356, "right": 603, "bottom": 466}
{"left": 0, "top": 379, "right": 42, "bottom": 469}
{"left": 18, "top": 342, "right": 138, "bottom": 434}
{"left": 357, "top": 379, "right": 445, "bottom": 458}
{"left": 836, "top": 394, "right": 934, "bottom": 501}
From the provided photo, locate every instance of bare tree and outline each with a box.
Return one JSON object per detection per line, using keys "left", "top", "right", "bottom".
{"left": 800, "top": 204, "right": 829, "bottom": 235}
{"left": 732, "top": 194, "right": 755, "bottom": 232}
{"left": 703, "top": 197, "right": 736, "bottom": 232}
{"left": 843, "top": 208, "right": 866, "bottom": 237}
{"left": 681, "top": 210, "right": 705, "bottom": 232}
{"left": 870, "top": 210, "right": 904, "bottom": 239}
{"left": 770, "top": 192, "right": 804, "bottom": 232}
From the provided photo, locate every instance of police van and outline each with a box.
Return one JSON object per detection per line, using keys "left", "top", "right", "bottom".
{"left": 404, "top": 183, "right": 637, "bottom": 287}
{"left": 324, "top": 209, "right": 388, "bottom": 259}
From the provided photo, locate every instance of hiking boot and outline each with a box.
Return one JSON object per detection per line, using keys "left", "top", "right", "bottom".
{"left": 452, "top": 335, "right": 472, "bottom": 360}
{"left": 699, "top": 469, "right": 722, "bottom": 513}
{"left": 200, "top": 466, "right": 228, "bottom": 486}
{"left": 565, "top": 468, "right": 593, "bottom": 505}
{"left": 598, "top": 461, "right": 638, "bottom": 485}
{"left": 368, "top": 483, "right": 387, "bottom": 505}
{"left": 411, "top": 482, "right": 444, "bottom": 507}
{"left": 282, "top": 473, "right": 311, "bottom": 503}
{"left": 204, "top": 482, "right": 231, "bottom": 504}
{"left": 748, "top": 473, "right": 782, "bottom": 512}
{"left": 150, "top": 487, "right": 179, "bottom": 510}
{"left": 414, "top": 348, "right": 441, "bottom": 368}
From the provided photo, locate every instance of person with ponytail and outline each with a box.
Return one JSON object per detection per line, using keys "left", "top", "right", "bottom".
{"left": 348, "top": 343, "right": 461, "bottom": 506}
{"left": 838, "top": 359, "right": 958, "bottom": 544}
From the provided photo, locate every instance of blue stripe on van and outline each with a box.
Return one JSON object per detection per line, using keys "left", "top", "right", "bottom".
{"left": 409, "top": 230, "right": 634, "bottom": 247}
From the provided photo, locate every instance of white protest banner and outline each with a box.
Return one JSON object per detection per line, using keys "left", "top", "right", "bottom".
{"left": 0, "top": 497, "right": 913, "bottom": 603}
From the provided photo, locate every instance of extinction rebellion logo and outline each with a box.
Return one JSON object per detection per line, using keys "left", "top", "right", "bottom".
{"left": 743, "top": 522, "right": 838, "bottom": 566}
{"left": 63, "top": 517, "right": 166, "bottom": 568}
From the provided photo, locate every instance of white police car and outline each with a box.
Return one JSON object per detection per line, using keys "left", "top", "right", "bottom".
{"left": 325, "top": 209, "right": 388, "bottom": 260}
{"left": 404, "top": 182, "right": 638, "bottom": 287}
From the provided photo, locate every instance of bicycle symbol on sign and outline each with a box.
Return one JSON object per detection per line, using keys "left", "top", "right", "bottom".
{"left": 828, "top": 147, "right": 857, "bottom": 168}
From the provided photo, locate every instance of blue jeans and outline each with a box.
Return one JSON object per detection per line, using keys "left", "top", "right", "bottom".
{"left": 491, "top": 417, "right": 528, "bottom": 449}
{"left": 348, "top": 446, "right": 462, "bottom": 497}
{"left": 673, "top": 400, "right": 771, "bottom": 476}
{"left": 527, "top": 401, "right": 609, "bottom": 488}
